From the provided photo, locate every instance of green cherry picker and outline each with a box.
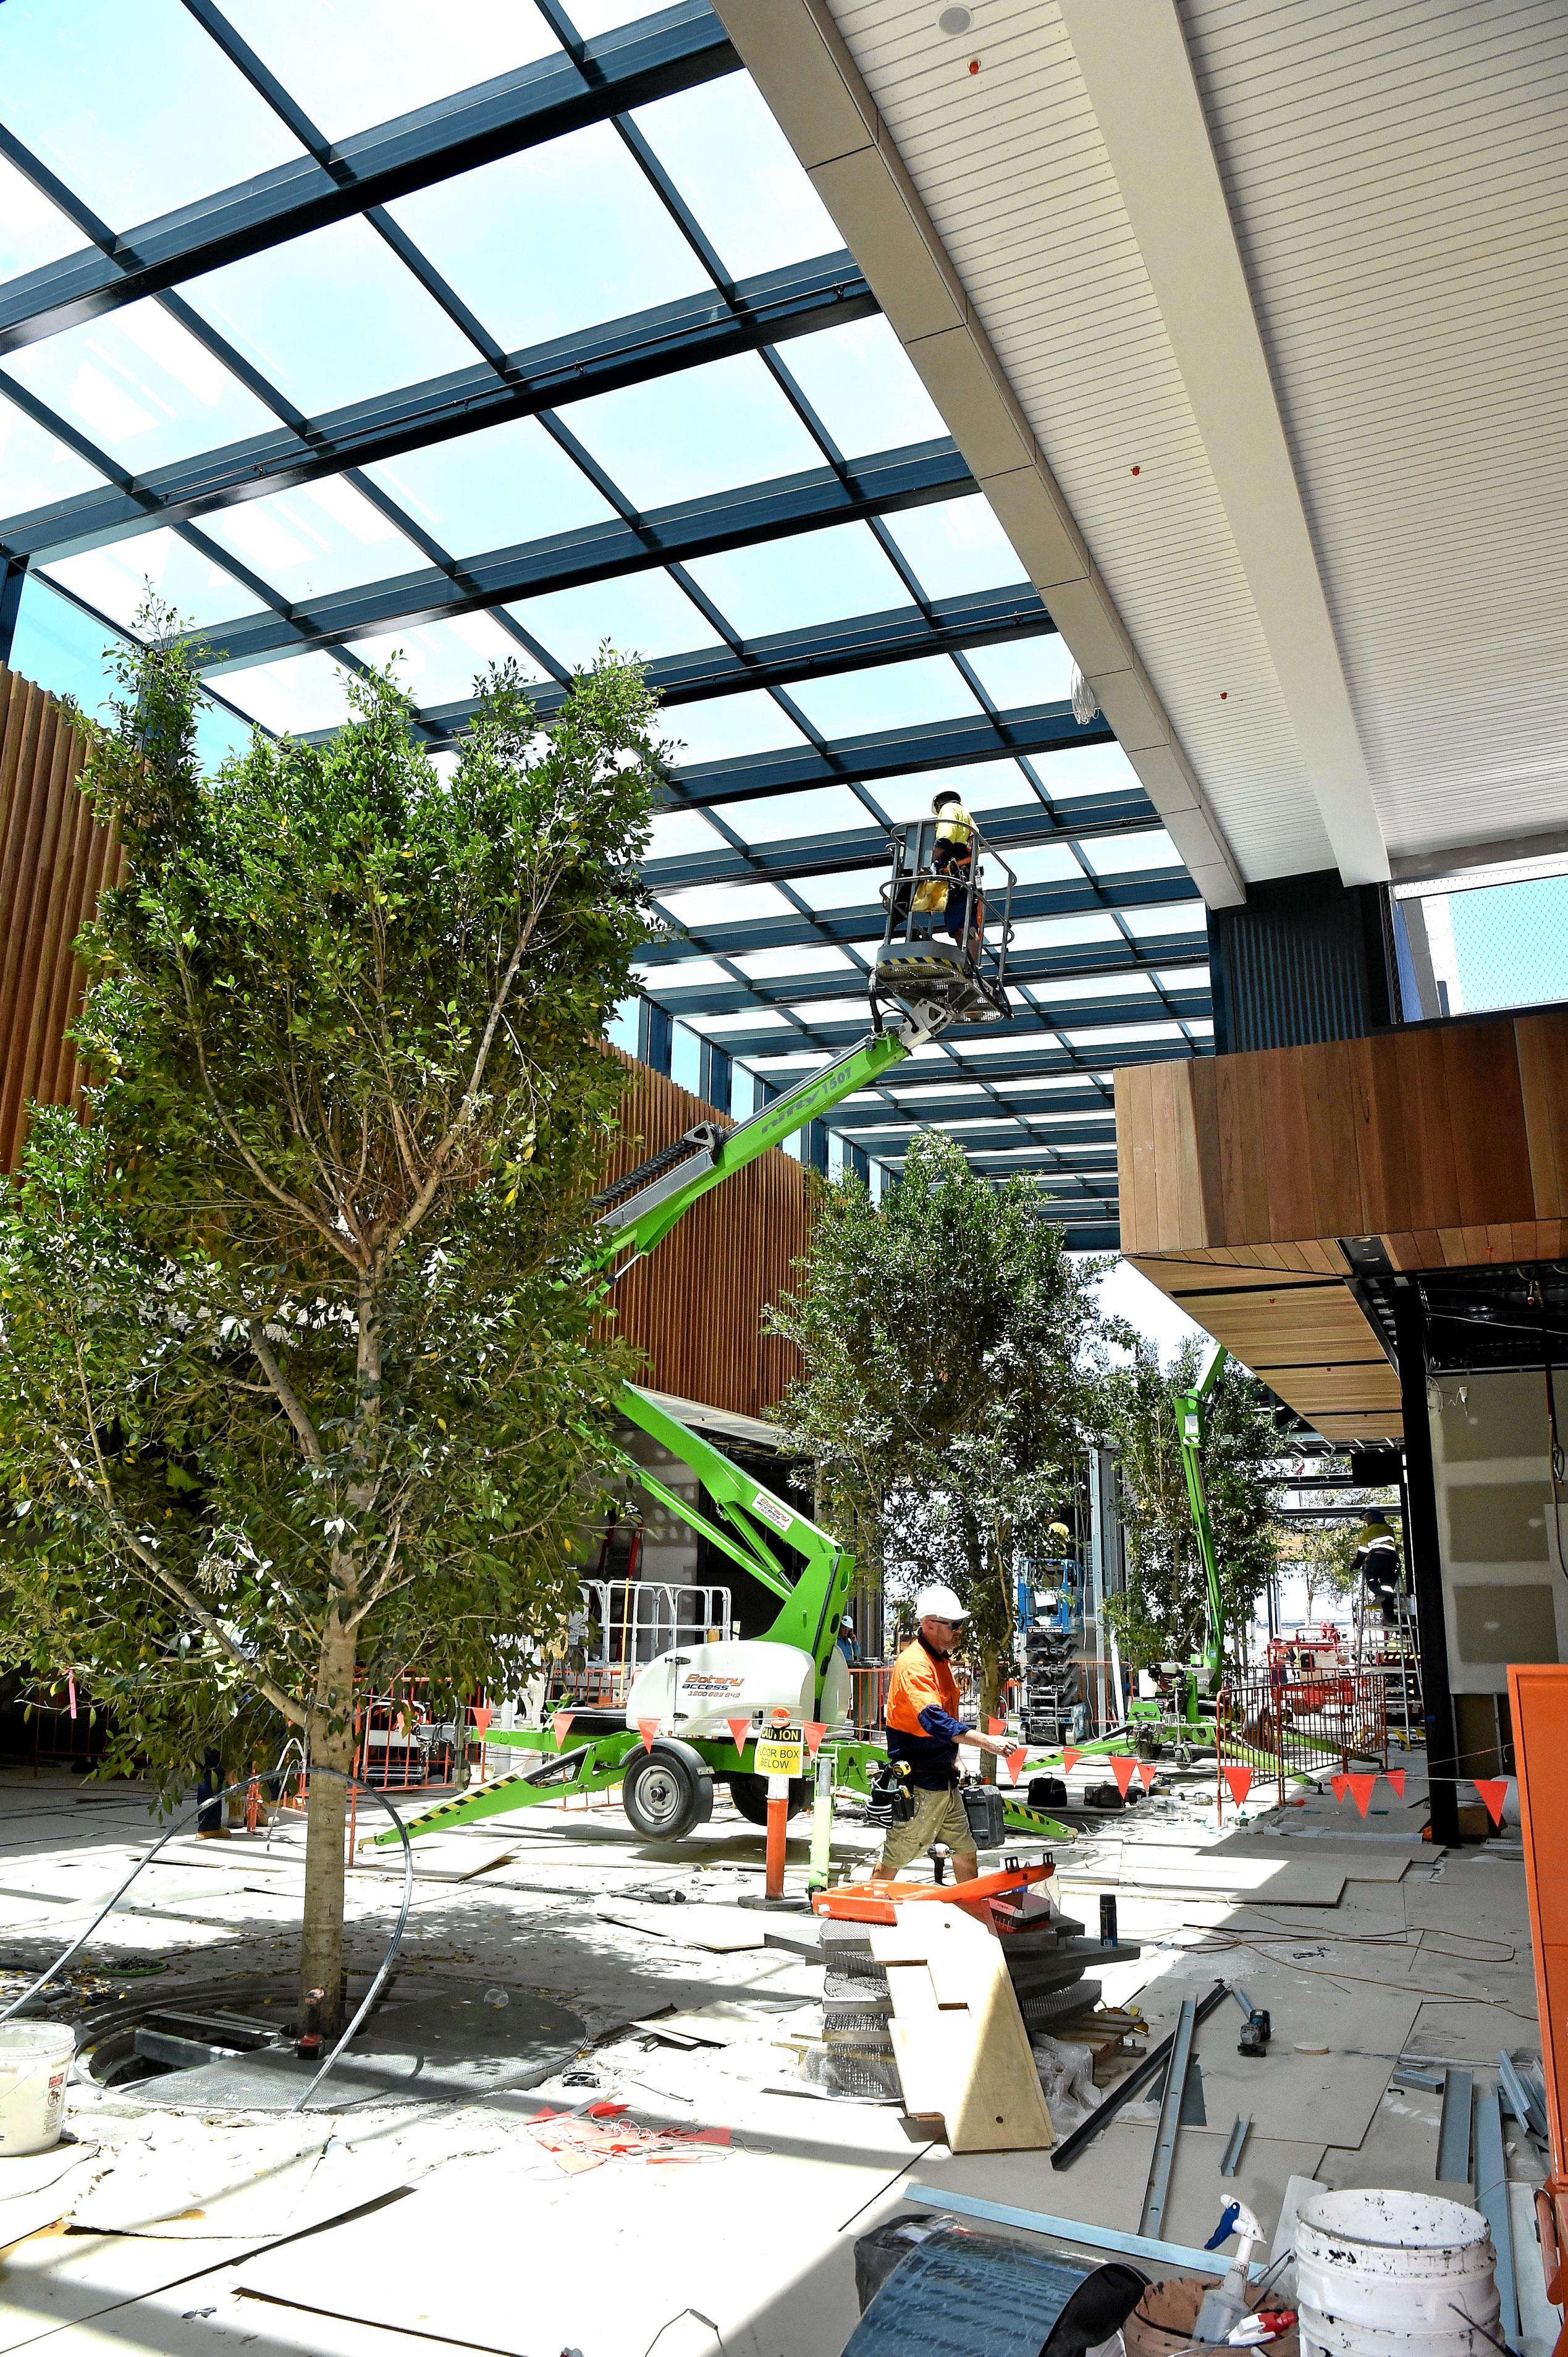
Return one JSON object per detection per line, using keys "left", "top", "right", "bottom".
{"left": 375, "top": 818, "right": 1079, "bottom": 1852}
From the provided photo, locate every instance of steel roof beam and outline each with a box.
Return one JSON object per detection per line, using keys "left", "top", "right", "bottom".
{"left": 645, "top": 937, "right": 1208, "bottom": 1015}
{"left": 185, "top": 440, "right": 977, "bottom": 665}
{"left": 675, "top": 993, "right": 1208, "bottom": 1060}
{"left": 0, "top": 4, "right": 738, "bottom": 353}
{"left": 642, "top": 797, "right": 1173, "bottom": 889}
{"left": 823, "top": 1099, "right": 1115, "bottom": 1135}
{"left": 636, "top": 865, "right": 1197, "bottom": 961}
{"left": 0, "top": 253, "right": 877, "bottom": 561}
{"left": 751, "top": 1036, "right": 1203, "bottom": 1087}
{"left": 405, "top": 581, "right": 1055, "bottom": 737}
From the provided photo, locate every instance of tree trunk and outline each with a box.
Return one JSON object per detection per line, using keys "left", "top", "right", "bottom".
{"left": 299, "top": 1609, "right": 358, "bottom": 2038}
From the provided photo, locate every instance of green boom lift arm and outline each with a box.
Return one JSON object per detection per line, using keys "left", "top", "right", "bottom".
{"left": 1176, "top": 1341, "right": 1228, "bottom": 1692}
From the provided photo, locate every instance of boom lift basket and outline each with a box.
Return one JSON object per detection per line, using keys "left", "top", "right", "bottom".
{"left": 872, "top": 819, "right": 1015, "bottom": 1030}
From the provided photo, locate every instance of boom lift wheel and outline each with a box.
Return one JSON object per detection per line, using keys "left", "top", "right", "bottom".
{"left": 622, "top": 1745, "right": 714, "bottom": 1840}
{"left": 727, "top": 1771, "right": 809, "bottom": 1825}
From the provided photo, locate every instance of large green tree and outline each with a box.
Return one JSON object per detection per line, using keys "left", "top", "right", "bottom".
{"left": 767, "top": 1133, "right": 1111, "bottom": 1732}
{"left": 0, "top": 627, "right": 661, "bottom": 2028}
{"left": 1102, "top": 1337, "right": 1281, "bottom": 1675}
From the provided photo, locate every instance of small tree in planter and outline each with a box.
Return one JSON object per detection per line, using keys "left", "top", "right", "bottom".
{"left": 0, "top": 627, "right": 660, "bottom": 2030}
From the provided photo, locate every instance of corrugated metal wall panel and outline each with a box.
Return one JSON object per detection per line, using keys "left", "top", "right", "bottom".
{"left": 830, "top": 0, "right": 1331, "bottom": 880}
{"left": 0, "top": 669, "right": 806, "bottom": 1421}
{"left": 1181, "top": 0, "right": 1568, "bottom": 865}
{"left": 0, "top": 665, "right": 120, "bottom": 1172}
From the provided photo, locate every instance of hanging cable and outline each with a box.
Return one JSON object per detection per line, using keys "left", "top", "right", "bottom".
{"left": 0, "top": 1755, "right": 415, "bottom": 2114}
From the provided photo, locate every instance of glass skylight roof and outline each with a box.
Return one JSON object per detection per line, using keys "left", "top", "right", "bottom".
{"left": 0, "top": 0, "right": 305, "bottom": 231}
{"left": 0, "top": 2, "right": 1208, "bottom": 1232}
{"left": 2, "top": 302, "right": 275, "bottom": 469}
{"left": 41, "top": 531, "right": 266, "bottom": 633}
{"left": 219, "top": 0, "right": 559, "bottom": 144}
{"left": 386, "top": 124, "right": 712, "bottom": 356}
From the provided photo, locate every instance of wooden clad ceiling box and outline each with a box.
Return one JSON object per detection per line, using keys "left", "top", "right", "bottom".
{"left": 1115, "top": 1008, "right": 1568, "bottom": 1443}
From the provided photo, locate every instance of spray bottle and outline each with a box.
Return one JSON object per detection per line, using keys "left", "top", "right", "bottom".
{"left": 1191, "top": 2202, "right": 1262, "bottom": 2343}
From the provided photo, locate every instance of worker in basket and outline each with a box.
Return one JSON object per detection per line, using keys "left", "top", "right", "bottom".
{"left": 930, "top": 788, "right": 984, "bottom": 962}
{"left": 874, "top": 1583, "right": 1014, "bottom": 1884}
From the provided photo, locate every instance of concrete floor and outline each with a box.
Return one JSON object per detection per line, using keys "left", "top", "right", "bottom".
{"left": 0, "top": 1755, "right": 1556, "bottom": 2356}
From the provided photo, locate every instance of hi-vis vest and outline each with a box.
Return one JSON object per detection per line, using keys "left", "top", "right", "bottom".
{"left": 934, "top": 802, "right": 976, "bottom": 853}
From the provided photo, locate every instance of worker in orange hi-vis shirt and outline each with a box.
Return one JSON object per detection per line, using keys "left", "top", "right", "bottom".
{"left": 875, "top": 1583, "right": 1013, "bottom": 1882}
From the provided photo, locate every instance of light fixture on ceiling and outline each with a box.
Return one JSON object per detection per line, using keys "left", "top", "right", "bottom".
{"left": 938, "top": 6, "right": 974, "bottom": 32}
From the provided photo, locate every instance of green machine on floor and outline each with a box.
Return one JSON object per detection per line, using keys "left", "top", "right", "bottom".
{"left": 374, "top": 821, "right": 1079, "bottom": 1852}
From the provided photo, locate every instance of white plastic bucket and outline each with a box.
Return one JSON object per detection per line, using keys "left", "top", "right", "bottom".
{"left": 0, "top": 2021, "right": 74, "bottom": 2156}
{"left": 1296, "top": 2188, "right": 1500, "bottom": 2356}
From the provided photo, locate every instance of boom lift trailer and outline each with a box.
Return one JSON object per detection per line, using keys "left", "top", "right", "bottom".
{"left": 376, "top": 826, "right": 1079, "bottom": 1850}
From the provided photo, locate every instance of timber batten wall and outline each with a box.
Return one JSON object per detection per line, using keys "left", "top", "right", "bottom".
{"left": 0, "top": 666, "right": 120, "bottom": 1173}
{"left": 0, "top": 668, "right": 809, "bottom": 1422}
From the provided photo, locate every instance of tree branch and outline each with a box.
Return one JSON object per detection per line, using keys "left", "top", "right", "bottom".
{"left": 247, "top": 1324, "right": 326, "bottom": 1465}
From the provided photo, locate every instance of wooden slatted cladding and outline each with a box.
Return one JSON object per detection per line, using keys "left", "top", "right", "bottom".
{"left": 1116, "top": 1008, "right": 1568, "bottom": 1444}
{"left": 597, "top": 1054, "right": 810, "bottom": 1420}
{"left": 1117, "top": 1010, "right": 1568, "bottom": 1269}
{"left": 0, "top": 667, "right": 120, "bottom": 1174}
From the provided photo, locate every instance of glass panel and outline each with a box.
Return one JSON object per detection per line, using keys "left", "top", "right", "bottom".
{"left": 647, "top": 809, "right": 726, "bottom": 861}
{"left": 731, "top": 946, "right": 853, "bottom": 978}
{"left": 727, "top": 784, "right": 867, "bottom": 844}
{"left": 2, "top": 300, "right": 275, "bottom": 470}
{"left": 220, "top": 0, "right": 559, "bottom": 144}
{"left": 347, "top": 611, "right": 541, "bottom": 707}
{"left": 785, "top": 996, "right": 865, "bottom": 1024}
{"left": 1118, "top": 901, "right": 1204, "bottom": 939}
{"left": 786, "top": 655, "right": 980, "bottom": 738}
{"left": 683, "top": 521, "right": 908, "bottom": 638}
{"left": 964, "top": 634, "right": 1074, "bottom": 710}
{"left": 7, "top": 570, "right": 128, "bottom": 724}
{"left": 1031, "top": 973, "right": 1155, "bottom": 1002}
{"left": 657, "top": 880, "right": 793, "bottom": 928}
{"left": 40, "top": 528, "right": 266, "bottom": 633}
{"left": 1081, "top": 828, "right": 1180, "bottom": 876}
{"left": 631, "top": 75, "right": 840, "bottom": 281}
{"left": 882, "top": 496, "right": 1028, "bottom": 600}
{"left": 872, "top": 760, "right": 1032, "bottom": 822}
{"left": 184, "top": 218, "right": 474, "bottom": 418}
{"left": 1063, "top": 1022, "right": 1186, "bottom": 1047}
{"left": 633, "top": 955, "right": 730, "bottom": 990}
{"left": 0, "top": 0, "right": 305, "bottom": 232}
{"left": 661, "top": 691, "right": 805, "bottom": 767}
{"left": 196, "top": 477, "right": 426, "bottom": 604}
{"left": 679, "top": 1009, "right": 789, "bottom": 1035}
{"left": 670, "top": 1023, "right": 701, "bottom": 1094}
{"left": 387, "top": 122, "right": 709, "bottom": 360}
{"left": 204, "top": 650, "right": 358, "bottom": 734}
{"left": 0, "top": 389, "right": 109, "bottom": 512}
{"left": 1002, "top": 844, "right": 1084, "bottom": 884}
{"left": 1008, "top": 913, "right": 1123, "bottom": 949}
{"left": 560, "top": 0, "right": 654, "bottom": 32}
{"left": 1037, "top": 741, "right": 1141, "bottom": 797}
{"left": 366, "top": 416, "right": 612, "bottom": 562}
{"left": 0, "top": 153, "right": 84, "bottom": 281}
{"left": 783, "top": 317, "right": 948, "bottom": 460}
{"left": 1155, "top": 967, "right": 1211, "bottom": 991}
{"left": 567, "top": 352, "right": 822, "bottom": 510}
{"left": 508, "top": 570, "right": 718, "bottom": 670}
{"left": 790, "top": 868, "right": 881, "bottom": 912}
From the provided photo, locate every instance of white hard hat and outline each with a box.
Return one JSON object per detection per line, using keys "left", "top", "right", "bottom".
{"left": 914, "top": 1583, "right": 969, "bottom": 1623}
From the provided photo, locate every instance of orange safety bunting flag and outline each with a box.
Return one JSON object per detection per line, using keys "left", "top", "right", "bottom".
{"left": 804, "top": 1721, "right": 827, "bottom": 1757}
{"left": 1063, "top": 1747, "right": 1082, "bottom": 1775}
{"left": 1006, "top": 1746, "right": 1029, "bottom": 1784}
{"left": 987, "top": 1717, "right": 1007, "bottom": 1737}
{"left": 1222, "top": 1764, "right": 1253, "bottom": 1807}
{"left": 1386, "top": 1768, "right": 1406, "bottom": 1798}
{"left": 727, "top": 1717, "right": 751, "bottom": 1752}
{"left": 1330, "top": 1772, "right": 1351, "bottom": 1804}
{"left": 1474, "top": 1777, "right": 1509, "bottom": 1826}
{"left": 551, "top": 1712, "right": 574, "bottom": 1751}
{"left": 1136, "top": 1759, "right": 1158, "bottom": 1792}
{"left": 638, "top": 1719, "right": 659, "bottom": 1751}
{"left": 1110, "top": 1754, "right": 1136, "bottom": 1797}
{"left": 471, "top": 1704, "right": 494, "bottom": 1741}
{"left": 1347, "top": 1772, "right": 1377, "bottom": 1817}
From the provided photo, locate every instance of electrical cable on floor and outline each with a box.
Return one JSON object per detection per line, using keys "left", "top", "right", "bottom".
{"left": 0, "top": 1756, "right": 416, "bottom": 2114}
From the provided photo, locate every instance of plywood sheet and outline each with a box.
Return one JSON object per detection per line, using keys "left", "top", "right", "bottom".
{"left": 872, "top": 1907, "right": 1053, "bottom": 2152}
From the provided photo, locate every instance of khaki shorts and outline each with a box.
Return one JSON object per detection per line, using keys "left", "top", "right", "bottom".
{"left": 877, "top": 1780, "right": 973, "bottom": 1876}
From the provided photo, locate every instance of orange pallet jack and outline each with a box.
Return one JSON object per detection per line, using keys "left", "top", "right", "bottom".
{"left": 1508, "top": 1664, "right": 1568, "bottom": 2353}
